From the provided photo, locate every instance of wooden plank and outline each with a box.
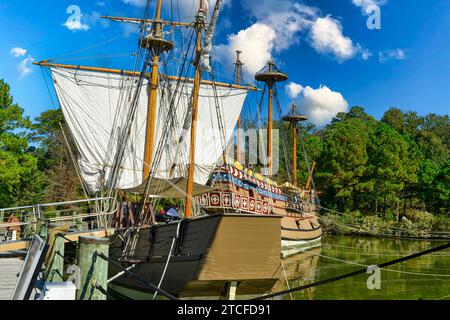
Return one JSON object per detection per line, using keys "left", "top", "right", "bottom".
{"left": 0, "top": 258, "right": 23, "bottom": 300}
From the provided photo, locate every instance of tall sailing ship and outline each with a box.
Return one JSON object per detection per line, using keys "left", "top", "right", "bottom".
{"left": 31, "top": 0, "right": 321, "bottom": 298}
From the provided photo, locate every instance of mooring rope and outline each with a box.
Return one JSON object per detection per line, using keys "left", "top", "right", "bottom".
{"left": 95, "top": 251, "right": 178, "bottom": 300}
{"left": 306, "top": 250, "right": 450, "bottom": 278}
{"left": 152, "top": 220, "right": 182, "bottom": 300}
{"left": 252, "top": 241, "right": 450, "bottom": 300}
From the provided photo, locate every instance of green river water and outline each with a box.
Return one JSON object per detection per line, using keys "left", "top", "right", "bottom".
{"left": 275, "top": 235, "right": 450, "bottom": 300}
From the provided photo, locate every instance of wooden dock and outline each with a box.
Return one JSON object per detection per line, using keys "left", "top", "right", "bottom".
{"left": 0, "top": 258, "right": 23, "bottom": 300}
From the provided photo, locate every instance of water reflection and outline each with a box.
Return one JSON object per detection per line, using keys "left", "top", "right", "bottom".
{"left": 272, "top": 235, "right": 450, "bottom": 300}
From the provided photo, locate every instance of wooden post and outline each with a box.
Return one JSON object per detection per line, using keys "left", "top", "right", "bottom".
{"left": 227, "top": 282, "right": 238, "bottom": 300}
{"left": 74, "top": 210, "right": 83, "bottom": 231}
{"left": 305, "top": 161, "right": 316, "bottom": 191}
{"left": 37, "top": 218, "right": 49, "bottom": 241}
{"left": 267, "top": 80, "right": 273, "bottom": 176}
{"left": 77, "top": 237, "right": 109, "bottom": 300}
{"left": 292, "top": 125, "right": 297, "bottom": 187}
{"left": 46, "top": 230, "right": 65, "bottom": 283}
{"left": 235, "top": 50, "right": 244, "bottom": 163}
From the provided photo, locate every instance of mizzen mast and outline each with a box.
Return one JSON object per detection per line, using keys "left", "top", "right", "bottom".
{"left": 283, "top": 104, "right": 308, "bottom": 187}
{"left": 234, "top": 50, "right": 244, "bottom": 163}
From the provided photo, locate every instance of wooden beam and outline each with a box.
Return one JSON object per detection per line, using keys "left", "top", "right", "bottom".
{"left": 34, "top": 61, "right": 260, "bottom": 91}
{"left": 101, "top": 15, "right": 191, "bottom": 27}
{"left": 0, "top": 229, "right": 114, "bottom": 253}
{"left": 143, "top": 0, "right": 164, "bottom": 180}
{"left": 305, "top": 161, "right": 316, "bottom": 191}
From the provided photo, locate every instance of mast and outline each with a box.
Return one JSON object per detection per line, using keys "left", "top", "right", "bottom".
{"left": 142, "top": 0, "right": 174, "bottom": 180}
{"left": 255, "top": 61, "right": 288, "bottom": 176}
{"left": 283, "top": 104, "right": 308, "bottom": 187}
{"left": 235, "top": 50, "right": 244, "bottom": 163}
{"left": 305, "top": 161, "right": 316, "bottom": 191}
{"left": 185, "top": 0, "right": 207, "bottom": 218}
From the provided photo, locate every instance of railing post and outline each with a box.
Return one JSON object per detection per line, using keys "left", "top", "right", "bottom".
{"left": 75, "top": 210, "right": 83, "bottom": 231}
{"left": 36, "top": 205, "right": 42, "bottom": 219}
{"left": 37, "top": 218, "right": 50, "bottom": 241}
{"left": 77, "top": 236, "right": 109, "bottom": 300}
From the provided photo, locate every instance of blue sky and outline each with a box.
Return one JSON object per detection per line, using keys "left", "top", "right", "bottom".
{"left": 0, "top": 0, "right": 449, "bottom": 124}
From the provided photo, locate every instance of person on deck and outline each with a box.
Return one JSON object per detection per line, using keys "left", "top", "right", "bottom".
{"left": 166, "top": 206, "right": 180, "bottom": 221}
{"left": 6, "top": 214, "right": 21, "bottom": 240}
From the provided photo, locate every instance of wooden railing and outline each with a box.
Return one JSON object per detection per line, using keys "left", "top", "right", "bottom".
{"left": 0, "top": 198, "right": 118, "bottom": 242}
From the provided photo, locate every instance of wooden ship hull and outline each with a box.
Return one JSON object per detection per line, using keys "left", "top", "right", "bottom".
{"left": 281, "top": 216, "right": 322, "bottom": 257}
{"left": 108, "top": 213, "right": 282, "bottom": 299}
{"left": 197, "top": 164, "right": 322, "bottom": 258}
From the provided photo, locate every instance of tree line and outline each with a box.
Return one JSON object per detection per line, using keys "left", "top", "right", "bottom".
{"left": 280, "top": 106, "right": 449, "bottom": 222}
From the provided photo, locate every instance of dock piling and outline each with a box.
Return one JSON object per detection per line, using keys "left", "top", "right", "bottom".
{"left": 76, "top": 236, "right": 109, "bottom": 300}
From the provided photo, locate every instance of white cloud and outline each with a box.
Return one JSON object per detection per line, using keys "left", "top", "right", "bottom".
{"left": 62, "top": 6, "right": 108, "bottom": 32}
{"left": 361, "top": 48, "right": 372, "bottom": 60}
{"left": 63, "top": 19, "right": 90, "bottom": 31}
{"left": 122, "top": 23, "right": 140, "bottom": 37}
{"left": 215, "top": 2, "right": 316, "bottom": 77}
{"left": 352, "top": 0, "right": 386, "bottom": 15}
{"left": 309, "top": 16, "right": 365, "bottom": 62}
{"left": 10, "top": 47, "right": 27, "bottom": 58}
{"left": 122, "top": 0, "right": 232, "bottom": 19}
{"left": 286, "top": 82, "right": 304, "bottom": 99}
{"left": 215, "top": 23, "right": 276, "bottom": 77}
{"left": 122, "top": 0, "right": 147, "bottom": 7}
{"left": 378, "top": 49, "right": 407, "bottom": 63}
{"left": 18, "top": 55, "right": 35, "bottom": 78}
{"left": 215, "top": 1, "right": 369, "bottom": 79}
{"left": 287, "top": 82, "right": 349, "bottom": 126}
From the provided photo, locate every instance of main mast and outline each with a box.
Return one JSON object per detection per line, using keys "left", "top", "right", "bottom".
{"left": 185, "top": 0, "right": 206, "bottom": 218}
{"left": 255, "top": 61, "right": 288, "bottom": 176}
{"left": 142, "top": 0, "right": 174, "bottom": 180}
{"left": 283, "top": 104, "right": 308, "bottom": 187}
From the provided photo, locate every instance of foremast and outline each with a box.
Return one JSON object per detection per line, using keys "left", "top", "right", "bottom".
{"left": 141, "top": 0, "right": 174, "bottom": 180}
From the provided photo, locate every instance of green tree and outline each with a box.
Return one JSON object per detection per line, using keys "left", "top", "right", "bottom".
{"left": 366, "top": 123, "right": 421, "bottom": 218}
{"left": 0, "top": 79, "right": 43, "bottom": 207}
{"left": 318, "top": 114, "right": 373, "bottom": 211}
{"left": 32, "top": 108, "right": 83, "bottom": 202}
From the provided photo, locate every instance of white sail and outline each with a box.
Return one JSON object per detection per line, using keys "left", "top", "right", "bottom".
{"left": 50, "top": 67, "right": 247, "bottom": 194}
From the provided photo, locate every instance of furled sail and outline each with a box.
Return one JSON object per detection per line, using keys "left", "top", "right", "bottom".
{"left": 50, "top": 67, "right": 247, "bottom": 194}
